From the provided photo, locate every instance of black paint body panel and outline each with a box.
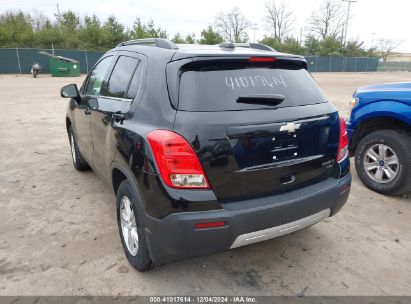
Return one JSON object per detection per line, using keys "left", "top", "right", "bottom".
{"left": 65, "top": 43, "right": 351, "bottom": 263}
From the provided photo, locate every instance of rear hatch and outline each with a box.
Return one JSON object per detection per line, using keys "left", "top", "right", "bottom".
{"left": 170, "top": 56, "right": 340, "bottom": 202}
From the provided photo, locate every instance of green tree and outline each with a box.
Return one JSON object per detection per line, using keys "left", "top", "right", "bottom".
{"left": 79, "top": 15, "right": 102, "bottom": 49}
{"left": 279, "top": 37, "right": 304, "bottom": 55}
{"left": 130, "top": 18, "right": 167, "bottom": 39}
{"left": 344, "top": 39, "right": 367, "bottom": 57}
{"left": 259, "top": 36, "right": 281, "bottom": 50}
{"left": 304, "top": 35, "right": 320, "bottom": 55}
{"left": 172, "top": 32, "right": 185, "bottom": 43}
{"left": 198, "top": 25, "right": 223, "bottom": 44}
{"left": 54, "top": 10, "right": 81, "bottom": 48}
{"left": 366, "top": 47, "right": 378, "bottom": 57}
{"left": 0, "top": 11, "right": 34, "bottom": 47}
{"left": 0, "top": 26, "right": 11, "bottom": 46}
{"left": 100, "top": 16, "right": 127, "bottom": 48}
{"left": 146, "top": 19, "right": 167, "bottom": 38}
{"left": 318, "top": 37, "right": 343, "bottom": 56}
{"left": 260, "top": 36, "right": 304, "bottom": 55}
{"left": 57, "top": 11, "right": 79, "bottom": 33}
{"left": 130, "top": 18, "right": 148, "bottom": 39}
{"left": 185, "top": 33, "right": 195, "bottom": 44}
{"left": 30, "top": 10, "right": 49, "bottom": 32}
{"left": 35, "top": 20, "right": 63, "bottom": 48}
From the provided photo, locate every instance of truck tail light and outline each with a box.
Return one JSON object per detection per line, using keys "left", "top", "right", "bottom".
{"left": 147, "top": 130, "right": 209, "bottom": 189}
{"left": 337, "top": 117, "right": 349, "bottom": 163}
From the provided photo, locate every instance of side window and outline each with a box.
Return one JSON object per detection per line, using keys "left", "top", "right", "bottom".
{"left": 85, "top": 56, "right": 113, "bottom": 96}
{"left": 103, "top": 56, "right": 140, "bottom": 99}
{"left": 126, "top": 62, "right": 144, "bottom": 99}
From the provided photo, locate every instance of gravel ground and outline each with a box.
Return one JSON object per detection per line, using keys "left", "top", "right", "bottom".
{"left": 0, "top": 72, "right": 410, "bottom": 296}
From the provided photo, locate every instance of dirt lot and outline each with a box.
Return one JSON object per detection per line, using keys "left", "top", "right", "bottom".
{"left": 0, "top": 72, "right": 410, "bottom": 296}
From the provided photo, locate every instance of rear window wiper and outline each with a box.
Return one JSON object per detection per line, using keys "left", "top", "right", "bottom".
{"left": 236, "top": 94, "right": 285, "bottom": 106}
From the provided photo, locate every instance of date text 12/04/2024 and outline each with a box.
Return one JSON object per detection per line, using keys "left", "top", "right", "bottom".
{"left": 149, "top": 296, "right": 257, "bottom": 303}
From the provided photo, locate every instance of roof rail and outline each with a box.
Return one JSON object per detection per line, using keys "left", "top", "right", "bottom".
{"left": 117, "top": 38, "right": 179, "bottom": 50}
{"left": 218, "top": 42, "right": 276, "bottom": 52}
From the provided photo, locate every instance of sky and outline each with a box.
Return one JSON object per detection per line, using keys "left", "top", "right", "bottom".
{"left": 1, "top": 0, "right": 411, "bottom": 52}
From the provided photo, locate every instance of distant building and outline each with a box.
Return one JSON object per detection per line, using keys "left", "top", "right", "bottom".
{"left": 387, "top": 52, "right": 411, "bottom": 62}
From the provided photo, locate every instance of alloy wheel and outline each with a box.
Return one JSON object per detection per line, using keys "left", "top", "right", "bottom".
{"left": 70, "top": 133, "right": 76, "bottom": 164}
{"left": 363, "top": 144, "right": 399, "bottom": 183}
{"left": 120, "top": 196, "right": 139, "bottom": 256}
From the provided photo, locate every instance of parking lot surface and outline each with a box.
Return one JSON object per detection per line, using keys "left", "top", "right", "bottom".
{"left": 0, "top": 72, "right": 410, "bottom": 296}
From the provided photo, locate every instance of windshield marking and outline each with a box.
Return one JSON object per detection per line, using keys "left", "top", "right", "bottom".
{"left": 225, "top": 75, "right": 287, "bottom": 90}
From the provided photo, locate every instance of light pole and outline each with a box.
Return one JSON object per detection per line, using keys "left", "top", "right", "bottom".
{"left": 342, "top": 0, "right": 357, "bottom": 46}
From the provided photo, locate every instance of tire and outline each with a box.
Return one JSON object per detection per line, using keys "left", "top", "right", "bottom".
{"left": 116, "top": 180, "right": 152, "bottom": 272}
{"left": 355, "top": 130, "right": 411, "bottom": 195}
{"left": 68, "top": 126, "right": 89, "bottom": 171}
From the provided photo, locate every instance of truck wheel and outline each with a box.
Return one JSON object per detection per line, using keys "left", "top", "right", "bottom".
{"left": 116, "top": 180, "right": 152, "bottom": 272}
{"left": 355, "top": 130, "right": 411, "bottom": 195}
{"left": 68, "top": 126, "right": 89, "bottom": 171}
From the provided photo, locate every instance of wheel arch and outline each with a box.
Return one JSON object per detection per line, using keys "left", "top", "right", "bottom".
{"left": 112, "top": 167, "right": 128, "bottom": 195}
{"left": 66, "top": 116, "right": 72, "bottom": 134}
{"left": 350, "top": 115, "right": 411, "bottom": 155}
{"left": 111, "top": 162, "right": 152, "bottom": 241}
{"left": 110, "top": 162, "right": 145, "bottom": 206}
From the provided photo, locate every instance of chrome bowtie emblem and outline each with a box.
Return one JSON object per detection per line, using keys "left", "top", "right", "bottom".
{"left": 280, "top": 122, "right": 301, "bottom": 133}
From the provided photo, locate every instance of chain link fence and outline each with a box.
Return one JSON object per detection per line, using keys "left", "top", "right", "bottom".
{"left": 2, "top": 48, "right": 410, "bottom": 74}
{"left": 377, "top": 61, "right": 411, "bottom": 72}
{"left": 0, "top": 48, "right": 104, "bottom": 74}
{"left": 305, "top": 56, "right": 379, "bottom": 72}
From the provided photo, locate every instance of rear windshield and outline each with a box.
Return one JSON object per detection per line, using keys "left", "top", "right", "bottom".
{"left": 178, "top": 61, "right": 327, "bottom": 111}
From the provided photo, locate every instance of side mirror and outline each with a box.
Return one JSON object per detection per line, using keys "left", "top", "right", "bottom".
{"left": 60, "top": 84, "right": 80, "bottom": 99}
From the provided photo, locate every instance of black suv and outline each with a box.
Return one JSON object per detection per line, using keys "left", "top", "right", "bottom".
{"left": 61, "top": 38, "right": 351, "bottom": 271}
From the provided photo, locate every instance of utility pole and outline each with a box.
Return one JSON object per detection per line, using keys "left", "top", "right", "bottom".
{"left": 370, "top": 32, "right": 376, "bottom": 49}
{"left": 342, "top": 0, "right": 357, "bottom": 46}
{"left": 299, "top": 27, "right": 303, "bottom": 45}
{"left": 250, "top": 23, "right": 259, "bottom": 43}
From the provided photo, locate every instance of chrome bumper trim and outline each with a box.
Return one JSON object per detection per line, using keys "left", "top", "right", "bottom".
{"left": 229, "top": 209, "right": 331, "bottom": 249}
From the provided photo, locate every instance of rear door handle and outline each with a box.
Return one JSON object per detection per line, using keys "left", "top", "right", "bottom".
{"left": 84, "top": 109, "right": 91, "bottom": 115}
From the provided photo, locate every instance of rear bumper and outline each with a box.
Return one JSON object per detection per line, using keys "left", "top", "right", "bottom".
{"left": 144, "top": 173, "right": 351, "bottom": 264}
{"left": 230, "top": 208, "right": 331, "bottom": 249}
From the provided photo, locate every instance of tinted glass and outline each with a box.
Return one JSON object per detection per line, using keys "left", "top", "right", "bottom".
{"left": 178, "top": 63, "right": 327, "bottom": 111}
{"left": 103, "top": 56, "right": 139, "bottom": 98}
{"left": 126, "top": 62, "right": 143, "bottom": 99}
{"left": 85, "top": 56, "right": 113, "bottom": 96}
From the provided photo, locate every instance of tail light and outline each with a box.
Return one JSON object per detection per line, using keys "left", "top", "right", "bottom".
{"left": 194, "top": 221, "right": 226, "bottom": 229}
{"left": 336, "top": 117, "right": 349, "bottom": 162}
{"left": 248, "top": 57, "right": 277, "bottom": 63}
{"left": 147, "top": 130, "right": 209, "bottom": 189}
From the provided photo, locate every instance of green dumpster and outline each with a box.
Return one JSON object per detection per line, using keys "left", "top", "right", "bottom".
{"left": 39, "top": 51, "right": 81, "bottom": 77}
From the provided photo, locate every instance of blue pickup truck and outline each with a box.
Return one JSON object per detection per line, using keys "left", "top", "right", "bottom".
{"left": 347, "top": 82, "right": 411, "bottom": 195}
